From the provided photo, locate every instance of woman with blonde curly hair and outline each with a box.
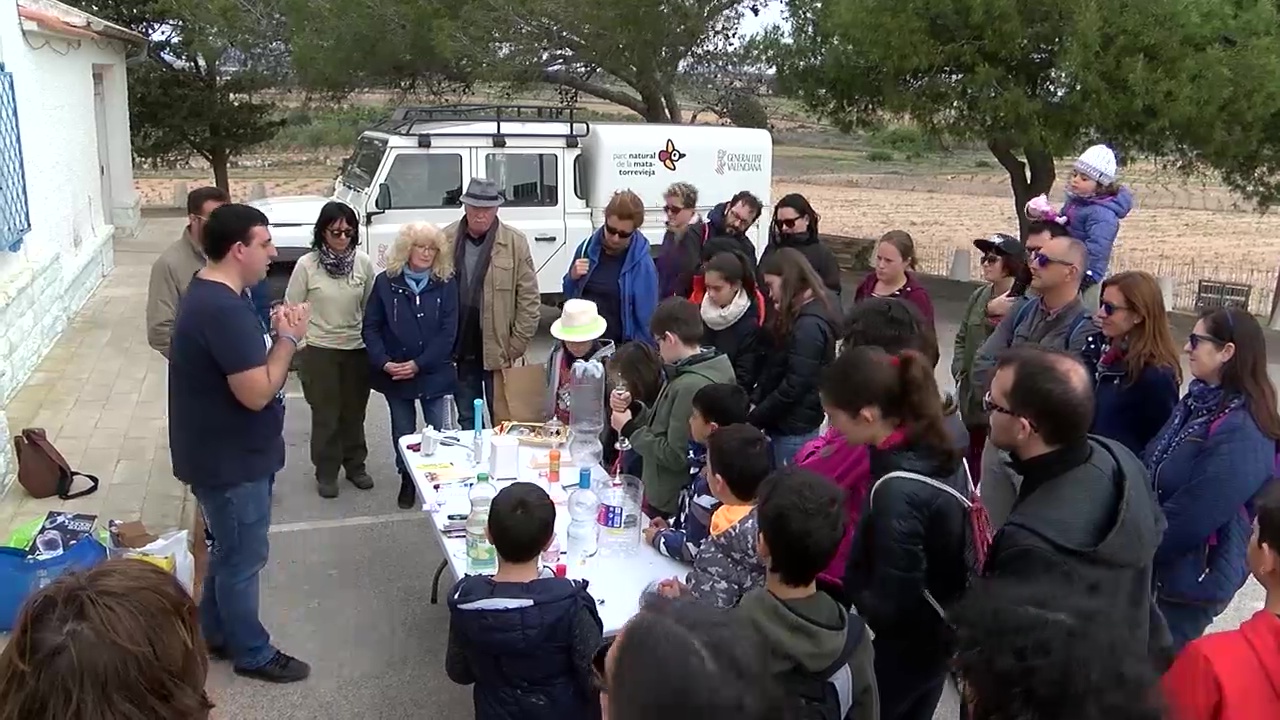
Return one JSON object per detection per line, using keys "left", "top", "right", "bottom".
{"left": 363, "top": 221, "right": 460, "bottom": 508}
{"left": 0, "top": 559, "right": 214, "bottom": 720}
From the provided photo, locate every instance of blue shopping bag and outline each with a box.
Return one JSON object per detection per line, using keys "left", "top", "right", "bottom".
{"left": 0, "top": 536, "right": 107, "bottom": 632}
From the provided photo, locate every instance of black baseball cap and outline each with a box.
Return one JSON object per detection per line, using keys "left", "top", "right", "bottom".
{"left": 973, "top": 233, "right": 1025, "bottom": 258}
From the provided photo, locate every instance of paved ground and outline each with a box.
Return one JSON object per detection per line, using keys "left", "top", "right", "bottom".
{"left": 0, "top": 217, "right": 1268, "bottom": 718}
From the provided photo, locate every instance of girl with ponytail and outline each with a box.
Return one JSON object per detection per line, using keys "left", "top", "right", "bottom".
{"left": 820, "top": 346, "right": 971, "bottom": 720}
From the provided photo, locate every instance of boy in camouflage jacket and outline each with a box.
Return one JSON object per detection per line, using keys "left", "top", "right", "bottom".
{"left": 657, "top": 424, "right": 771, "bottom": 609}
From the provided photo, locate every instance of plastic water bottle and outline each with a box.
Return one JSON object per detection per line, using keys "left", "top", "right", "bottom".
{"left": 597, "top": 473, "right": 642, "bottom": 557}
{"left": 441, "top": 395, "right": 461, "bottom": 433}
{"left": 541, "top": 530, "right": 562, "bottom": 564}
{"left": 566, "top": 467, "right": 599, "bottom": 565}
{"left": 466, "top": 473, "right": 498, "bottom": 574}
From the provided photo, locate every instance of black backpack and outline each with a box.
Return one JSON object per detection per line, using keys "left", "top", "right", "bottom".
{"left": 778, "top": 616, "right": 866, "bottom": 720}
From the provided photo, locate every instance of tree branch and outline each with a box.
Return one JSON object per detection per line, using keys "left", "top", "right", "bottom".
{"left": 539, "top": 68, "right": 649, "bottom": 116}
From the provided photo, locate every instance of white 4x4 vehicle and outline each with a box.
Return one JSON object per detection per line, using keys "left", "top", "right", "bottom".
{"left": 252, "top": 105, "right": 774, "bottom": 302}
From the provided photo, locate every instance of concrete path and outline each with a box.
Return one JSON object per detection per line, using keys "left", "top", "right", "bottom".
{"left": 0, "top": 220, "right": 1267, "bottom": 718}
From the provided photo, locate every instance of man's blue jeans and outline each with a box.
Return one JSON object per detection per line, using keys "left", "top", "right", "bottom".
{"left": 193, "top": 476, "right": 277, "bottom": 670}
{"left": 389, "top": 396, "right": 445, "bottom": 478}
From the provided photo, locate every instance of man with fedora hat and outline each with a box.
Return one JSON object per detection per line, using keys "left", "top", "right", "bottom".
{"left": 446, "top": 177, "right": 541, "bottom": 429}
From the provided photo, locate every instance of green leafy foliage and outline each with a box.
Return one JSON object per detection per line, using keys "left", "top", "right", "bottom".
{"left": 283, "top": 0, "right": 767, "bottom": 124}
{"left": 69, "top": 0, "right": 286, "bottom": 190}
{"left": 768, "top": 0, "right": 1280, "bottom": 219}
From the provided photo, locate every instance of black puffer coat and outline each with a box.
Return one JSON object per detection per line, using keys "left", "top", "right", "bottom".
{"left": 749, "top": 298, "right": 837, "bottom": 436}
{"left": 843, "top": 439, "right": 969, "bottom": 664}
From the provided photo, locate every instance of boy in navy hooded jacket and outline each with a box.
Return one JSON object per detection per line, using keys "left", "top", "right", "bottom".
{"left": 446, "top": 483, "right": 603, "bottom": 720}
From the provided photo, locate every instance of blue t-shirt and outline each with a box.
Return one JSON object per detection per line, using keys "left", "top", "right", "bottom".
{"left": 168, "top": 277, "right": 285, "bottom": 488}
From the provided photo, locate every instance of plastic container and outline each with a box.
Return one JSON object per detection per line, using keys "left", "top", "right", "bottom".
{"left": 541, "top": 531, "right": 562, "bottom": 565}
{"left": 596, "top": 472, "right": 643, "bottom": 557}
{"left": 465, "top": 473, "right": 498, "bottom": 574}
{"left": 567, "top": 355, "right": 607, "bottom": 468}
{"left": 566, "top": 467, "right": 599, "bottom": 565}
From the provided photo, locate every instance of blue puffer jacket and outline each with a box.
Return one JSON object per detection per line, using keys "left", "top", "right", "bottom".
{"left": 1063, "top": 187, "right": 1134, "bottom": 287}
{"left": 563, "top": 227, "right": 659, "bottom": 343}
{"left": 361, "top": 270, "right": 458, "bottom": 401}
{"left": 1145, "top": 403, "right": 1275, "bottom": 604}
{"left": 446, "top": 575, "right": 601, "bottom": 720}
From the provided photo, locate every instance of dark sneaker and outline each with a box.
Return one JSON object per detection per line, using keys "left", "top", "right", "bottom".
{"left": 235, "top": 651, "right": 311, "bottom": 683}
{"left": 397, "top": 477, "right": 416, "bottom": 509}
{"left": 317, "top": 477, "right": 339, "bottom": 499}
{"left": 207, "top": 644, "right": 229, "bottom": 661}
{"left": 347, "top": 470, "right": 374, "bottom": 490}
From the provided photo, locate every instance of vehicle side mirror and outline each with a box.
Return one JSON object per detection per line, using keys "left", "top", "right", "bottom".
{"left": 374, "top": 183, "right": 392, "bottom": 211}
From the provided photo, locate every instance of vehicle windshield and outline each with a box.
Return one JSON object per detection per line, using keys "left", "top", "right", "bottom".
{"left": 339, "top": 135, "right": 387, "bottom": 191}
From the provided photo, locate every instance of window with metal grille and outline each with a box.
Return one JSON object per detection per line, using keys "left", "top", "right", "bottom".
{"left": 0, "top": 64, "right": 30, "bottom": 253}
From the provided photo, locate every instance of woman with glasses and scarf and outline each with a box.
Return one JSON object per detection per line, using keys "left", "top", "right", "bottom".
{"left": 953, "top": 233, "right": 1026, "bottom": 480}
{"left": 286, "top": 201, "right": 376, "bottom": 499}
{"left": 1089, "top": 271, "right": 1181, "bottom": 455}
{"left": 1144, "top": 307, "right": 1280, "bottom": 651}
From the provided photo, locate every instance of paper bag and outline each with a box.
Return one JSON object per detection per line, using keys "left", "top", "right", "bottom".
{"left": 493, "top": 356, "right": 548, "bottom": 423}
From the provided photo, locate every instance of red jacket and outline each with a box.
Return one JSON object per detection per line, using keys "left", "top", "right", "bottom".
{"left": 1163, "top": 610, "right": 1280, "bottom": 720}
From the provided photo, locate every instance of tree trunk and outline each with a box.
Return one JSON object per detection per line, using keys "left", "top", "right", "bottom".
{"left": 210, "top": 148, "right": 231, "bottom": 193}
{"left": 986, "top": 138, "right": 1056, "bottom": 238}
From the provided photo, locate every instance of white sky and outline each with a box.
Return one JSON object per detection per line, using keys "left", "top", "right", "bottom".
{"left": 739, "top": 1, "right": 786, "bottom": 37}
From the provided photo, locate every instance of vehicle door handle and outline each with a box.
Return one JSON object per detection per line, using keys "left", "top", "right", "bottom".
{"left": 534, "top": 235, "right": 556, "bottom": 242}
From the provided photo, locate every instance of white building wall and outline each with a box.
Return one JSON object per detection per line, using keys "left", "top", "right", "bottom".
{"left": 0, "top": 0, "right": 140, "bottom": 491}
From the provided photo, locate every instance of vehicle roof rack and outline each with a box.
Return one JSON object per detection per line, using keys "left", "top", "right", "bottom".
{"left": 370, "top": 104, "right": 591, "bottom": 146}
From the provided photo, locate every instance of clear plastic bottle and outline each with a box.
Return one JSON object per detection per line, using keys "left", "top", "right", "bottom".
{"left": 540, "top": 531, "right": 561, "bottom": 565}
{"left": 441, "top": 395, "right": 461, "bottom": 433}
{"left": 465, "top": 473, "right": 498, "bottom": 574}
{"left": 566, "top": 467, "right": 599, "bottom": 565}
{"left": 596, "top": 472, "right": 642, "bottom": 557}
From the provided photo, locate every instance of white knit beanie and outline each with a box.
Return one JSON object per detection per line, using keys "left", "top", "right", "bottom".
{"left": 1074, "top": 144, "right": 1117, "bottom": 185}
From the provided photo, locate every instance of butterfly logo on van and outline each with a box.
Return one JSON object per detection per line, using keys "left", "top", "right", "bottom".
{"left": 657, "top": 139, "right": 685, "bottom": 171}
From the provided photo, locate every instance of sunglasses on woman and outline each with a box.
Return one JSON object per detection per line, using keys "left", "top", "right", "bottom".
{"left": 1098, "top": 301, "right": 1130, "bottom": 317}
{"left": 775, "top": 217, "right": 800, "bottom": 230}
{"left": 604, "top": 224, "right": 633, "bottom": 239}
{"left": 1188, "top": 333, "right": 1225, "bottom": 350}
{"left": 980, "top": 254, "right": 1000, "bottom": 265}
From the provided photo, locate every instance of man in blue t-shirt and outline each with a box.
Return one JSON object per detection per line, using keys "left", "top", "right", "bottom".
{"left": 168, "top": 203, "right": 311, "bottom": 683}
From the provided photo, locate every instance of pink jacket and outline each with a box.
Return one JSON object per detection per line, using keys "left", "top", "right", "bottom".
{"left": 796, "top": 427, "right": 873, "bottom": 589}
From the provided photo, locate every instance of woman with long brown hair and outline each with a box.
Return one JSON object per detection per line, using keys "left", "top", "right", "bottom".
{"left": 753, "top": 247, "right": 839, "bottom": 466}
{"left": 820, "top": 346, "right": 970, "bottom": 720}
{"left": 0, "top": 559, "right": 213, "bottom": 720}
{"left": 1090, "top": 270, "right": 1182, "bottom": 454}
{"left": 1144, "top": 307, "right": 1280, "bottom": 652}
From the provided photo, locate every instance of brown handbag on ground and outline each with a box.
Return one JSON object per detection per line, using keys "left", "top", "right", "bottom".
{"left": 492, "top": 356, "right": 549, "bottom": 424}
{"left": 12, "top": 428, "right": 100, "bottom": 500}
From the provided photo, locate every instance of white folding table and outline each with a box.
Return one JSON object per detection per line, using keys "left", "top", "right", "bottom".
{"left": 397, "top": 431, "right": 688, "bottom": 635}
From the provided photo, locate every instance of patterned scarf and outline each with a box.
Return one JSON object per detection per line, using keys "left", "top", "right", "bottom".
{"left": 317, "top": 242, "right": 356, "bottom": 278}
{"left": 1145, "top": 380, "right": 1240, "bottom": 469}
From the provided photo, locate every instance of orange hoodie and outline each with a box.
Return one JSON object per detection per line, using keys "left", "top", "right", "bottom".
{"left": 1163, "top": 610, "right": 1280, "bottom": 720}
